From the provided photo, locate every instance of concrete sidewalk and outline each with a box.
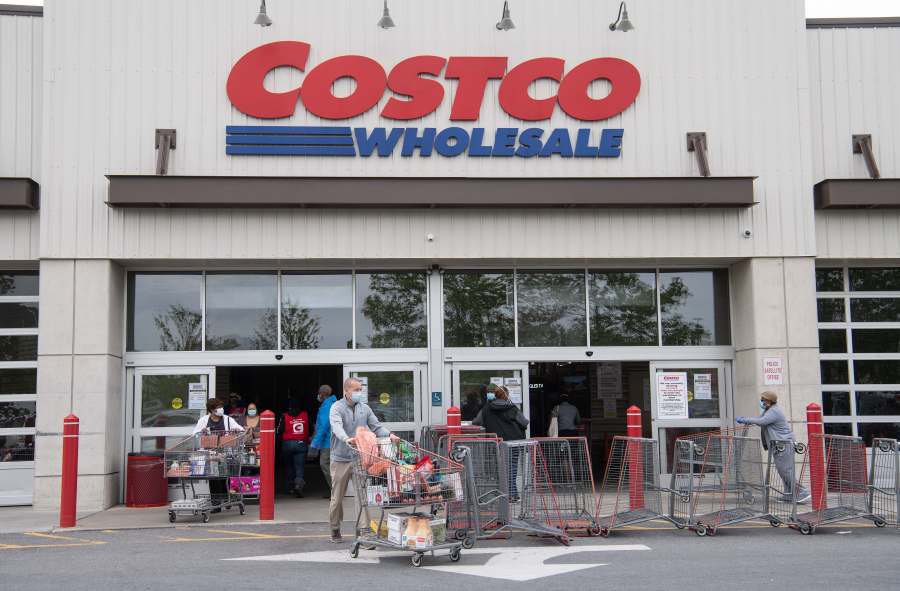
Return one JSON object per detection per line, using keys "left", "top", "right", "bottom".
{"left": 0, "top": 507, "right": 95, "bottom": 534}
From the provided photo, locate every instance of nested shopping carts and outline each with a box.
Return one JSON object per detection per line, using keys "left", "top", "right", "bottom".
{"left": 534, "top": 437, "right": 600, "bottom": 535}
{"left": 420, "top": 425, "right": 486, "bottom": 454}
{"left": 869, "top": 438, "right": 899, "bottom": 528}
{"left": 164, "top": 430, "right": 250, "bottom": 523}
{"left": 595, "top": 436, "right": 676, "bottom": 536}
{"left": 445, "top": 436, "right": 508, "bottom": 545}
{"left": 669, "top": 427, "right": 775, "bottom": 536}
{"left": 349, "top": 437, "right": 466, "bottom": 567}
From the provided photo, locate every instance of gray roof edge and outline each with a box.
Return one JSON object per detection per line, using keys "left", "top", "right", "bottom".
{"left": 0, "top": 4, "right": 42, "bottom": 17}
{"left": 807, "top": 17, "right": 900, "bottom": 29}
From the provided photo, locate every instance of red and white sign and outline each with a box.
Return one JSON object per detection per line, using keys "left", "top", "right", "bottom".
{"left": 763, "top": 357, "right": 784, "bottom": 386}
{"left": 226, "top": 41, "right": 641, "bottom": 122}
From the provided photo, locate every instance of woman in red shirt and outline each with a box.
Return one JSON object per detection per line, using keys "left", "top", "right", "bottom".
{"left": 279, "top": 400, "right": 309, "bottom": 498}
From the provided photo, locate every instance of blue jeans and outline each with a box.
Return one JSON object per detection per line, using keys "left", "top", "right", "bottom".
{"left": 282, "top": 440, "right": 308, "bottom": 492}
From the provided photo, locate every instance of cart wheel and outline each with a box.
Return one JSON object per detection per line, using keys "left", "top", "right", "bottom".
{"left": 411, "top": 553, "right": 423, "bottom": 567}
{"left": 168, "top": 512, "right": 176, "bottom": 523}
{"left": 878, "top": 441, "right": 892, "bottom": 453}
{"left": 453, "top": 528, "right": 467, "bottom": 541}
{"left": 202, "top": 513, "right": 210, "bottom": 523}
{"left": 350, "top": 543, "right": 360, "bottom": 559}
{"left": 462, "top": 537, "right": 475, "bottom": 550}
{"left": 588, "top": 525, "right": 602, "bottom": 537}
{"left": 449, "top": 547, "right": 461, "bottom": 562}
{"left": 599, "top": 529, "right": 610, "bottom": 538}
{"left": 794, "top": 443, "right": 807, "bottom": 454}
{"left": 239, "top": 504, "right": 245, "bottom": 516}
{"left": 798, "top": 523, "right": 812, "bottom": 535}
{"left": 695, "top": 524, "right": 708, "bottom": 537}
{"left": 874, "top": 518, "right": 887, "bottom": 528}
{"left": 694, "top": 445, "right": 706, "bottom": 457}
{"left": 769, "top": 518, "right": 782, "bottom": 527}
{"left": 742, "top": 491, "right": 755, "bottom": 504}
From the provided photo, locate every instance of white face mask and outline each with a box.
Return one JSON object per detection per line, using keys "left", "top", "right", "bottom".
{"left": 350, "top": 390, "right": 365, "bottom": 404}
{"left": 214, "top": 407, "right": 225, "bottom": 417}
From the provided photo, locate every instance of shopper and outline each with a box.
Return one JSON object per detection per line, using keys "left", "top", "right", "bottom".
{"left": 279, "top": 400, "right": 310, "bottom": 498}
{"left": 472, "top": 384, "right": 528, "bottom": 502}
{"left": 227, "top": 392, "right": 246, "bottom": 417}
{"left": 550, "top": 392, "right": 581, "bottom": 437}
{"left": 238, "top": 401, "right": 261, "bottom": 441}
{"left": 737, "top": 391, "right": 811, "bottom": 503}
{"left": 328, "top": 377, "right": 398, "bottom": 543}
{"left": 193, "top": 398, "right": 244, "bottom": 435}
{"left": 310, "top": 385, "right": 337, "bottom": 498}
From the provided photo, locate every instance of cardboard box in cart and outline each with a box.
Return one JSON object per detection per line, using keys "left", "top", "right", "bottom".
{"left": 387, "top": 512, "right": 414, "bottom": 545}
{"left": 386, "top": 512, "right": 447, "bottom": 548}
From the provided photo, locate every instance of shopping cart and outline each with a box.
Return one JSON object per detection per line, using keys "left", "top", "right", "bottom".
{"left": 445, "top": 436, "right": 509, "bottom": 546}
{"left": 763, "top": 439, "right": 807, "bottom": 530}
{"left": 595, "top": 436, "right": 677, "bottom": 536}
{"left": 534, "top": 437, "right": 599, "bottom": 535}
{"left": 420, "top": 425, "right": 486, "bottom": 454}
{"left": 436, "top": 431, "right": 494, "bottom": 457}
{"left": 780, "top": 433, "right": 878, "bottom": 534}
{"left": 348, "top": 437, "right": 465, "bottom": 567}
{"left": 868, "top": 438, "right": 899, "bottom": 528}
{"left": 164, "top": 430, "right": 249, "bottom": 523}
{"left": 497, "top": 440, "right": 570, "bottom": 545}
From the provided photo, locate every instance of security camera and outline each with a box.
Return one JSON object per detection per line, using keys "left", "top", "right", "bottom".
{"left": 743, "top": 229, "right": 753, "bottom": 239}
{"left": 275, "top": 354, "right": 283, "bottom": 361}
{"left": 585, "top": 350, "right": 594, "bottom": 357}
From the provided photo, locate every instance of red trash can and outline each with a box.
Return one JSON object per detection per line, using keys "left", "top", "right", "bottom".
{"left": 126, "top": 452, "right": 168, "bottom": 507}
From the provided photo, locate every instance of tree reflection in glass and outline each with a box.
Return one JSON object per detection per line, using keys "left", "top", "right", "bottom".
{"left": 444, "top": 272, "right": 514, "bottom": 347}
{"left": 152, "top": 305, "right": 201, "bottom": 351}
{"left": 517, "top": 271, "right": 587, "bottom": 347}
{"left": 659, "top": 271, "right": 730, "bottom": 346}
{"left": 205, "top": 273, "right": 278, "bottom": 351}
{"left": 357, "top": 273, "right": 427, "bottom": 348}
{"left": 589, "top": 271, "right": 657, "bottom": 345}
{"left": 128, "top": 273, "right": 202, "bottom": 352}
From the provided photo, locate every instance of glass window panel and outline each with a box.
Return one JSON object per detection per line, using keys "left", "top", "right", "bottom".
{"left": 815, "top": 268, "right": 844, "bottom": 292}
{"left": 659, "top": 427, "right": 718, "bottom": 473}
{"left": 141, "top": 374, "right": 208, "bottom": 428}
{"left": 206, "top": 273, "right": 277, "bottom": 350}
{"left": 850, "top": 298, "right": 900, "bottom": 322}
{"left": 822, "top": 391, "right": 850, "bottom": 416}
{"left": 0, "top": 335, "right": 37, "bottom": 361}
{"left": 817, "top": 298, "right": 845, "bottom": 323}
{"left": 854, "top": 360, "right": 900, "bottom": 385}
{"left": 0, "top": 303, "right": 38, "bottom": 329}
{"left": 851, "top": 329, "right": 900, "bottom": 354}
{"left": 281, "top": 273, "right": 352, "bottom": 350}
{"left": 824, "top": 423, "right": 853, "bottom": 437}
{"left": 127, "top": 273, "right": 202, "bottom": 352}
{"left": 0, "top": 368, "right": 36, "bottom": 395}
{"left": 0, "top": 271, "right": 38, "bottom": 296}
{"left": 660, "top": 270, "right": 731, "bottom": 345}
{"left": 457, "top": 369, "right": 522, "bottom": 422}
{"left": 140, "top": 436, "right": 184, "bottom": 453}
{"left": 849, "top": 268, "right": 900, "bottom": 292}
{"left": 820, "top": 360, "right": 849, "bottom": 385}
{"left": 0, "top": 401, "right": 36, "bottom": 428}
{"left": 0, "top": 434, "right": 34, "bottom": 462}
{"left": 517, "top": 271, "right": 587, "bottom": 347}
{"left": 443, "top": 272, "right": 515, "bottom": 348}
{"left": 351, "top": 371, "right": 415, "bottom": 424}
{"left": 655, "top": 368, "right": 720, "bottom": 419}
{"left": 856, "top": 391, "right": 900, "bottom": 416}
{"left": 858, "top": 423, "right": 900, "bottom": 447}
{"left": 589, "top": 271, "right": 658, "bottom": 346}
{"left": 818, "top": 329, "right": 847, "bottom": 353}
{"left": 355, "top": 272, "right": 427, "bottom": 349}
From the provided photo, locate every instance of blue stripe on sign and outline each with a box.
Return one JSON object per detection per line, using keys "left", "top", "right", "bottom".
{"left": 226, "top": 145, "right": 357, "bottom": 156}
{"left": 225, "top": 125, "right": 352, "bottom": 136}
{"left": 226, "top": 135, "right": 355, "bottom": 146}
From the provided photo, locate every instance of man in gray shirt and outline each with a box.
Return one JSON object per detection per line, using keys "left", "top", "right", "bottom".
{"left": 552, "top": 393, "right": 581, "bottom": 437}
{"left": 737, "top": 391, "right": 810, "bottom": 502}
{"left": 328, "top": 377, "right": 397, "bottom": 543}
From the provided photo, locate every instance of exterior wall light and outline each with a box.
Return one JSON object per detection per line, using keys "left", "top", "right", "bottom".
{"left": 377, "top": 1, "right": 396, "bottom": 29}
{"left": 496, "top": 1, "right": 515, "bottom": 31}
{"left": 254, "top": 0, "right": 273, "bottom": 27}
{"left": 609, "top": 1, "right": 634, "bottom": 32}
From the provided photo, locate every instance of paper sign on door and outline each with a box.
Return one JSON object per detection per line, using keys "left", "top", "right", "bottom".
{"left": 657, "top": 372, "right": 689, "bottom": 420}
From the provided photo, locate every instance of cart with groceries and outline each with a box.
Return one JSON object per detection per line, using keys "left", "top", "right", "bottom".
{"left": 349, "top": 430, "right": 468, "bottom": 567}
{"left": 164, "top": 429, "right": 250, "bottom": 523}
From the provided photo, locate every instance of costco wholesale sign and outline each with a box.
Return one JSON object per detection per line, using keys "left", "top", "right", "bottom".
{"left": 225, "top": 41, "right": 641, "bottom": 158}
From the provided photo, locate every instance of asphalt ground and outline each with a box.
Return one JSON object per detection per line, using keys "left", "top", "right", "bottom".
{"left": 0, "top": 520, "right": 897, "bottom": 590}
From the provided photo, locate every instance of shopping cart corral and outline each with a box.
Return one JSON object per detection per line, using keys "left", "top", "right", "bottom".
{"left": 349, "top": 436, "right": 466, "bottom": 567}
{"left": 164, "top": 430, "right": 250, "bottom": 523}
{"left": 869, "top": 438, "right": 899, "bottom": 528}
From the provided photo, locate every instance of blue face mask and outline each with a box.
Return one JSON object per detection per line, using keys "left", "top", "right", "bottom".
{"left": 759, "top": 400, "right": 767, "bottom": 412}
{"left": 486, "top": 392, "right": 496, "bottom": 401}
{"left": 351, "top": 391, "right": 366, "bottom": 404}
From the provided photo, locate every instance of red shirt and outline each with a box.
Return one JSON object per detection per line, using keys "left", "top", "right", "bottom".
{"left": 281, "top": 412, "right": 309, "bottom": 442}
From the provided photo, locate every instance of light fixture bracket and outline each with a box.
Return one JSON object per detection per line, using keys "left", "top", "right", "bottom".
{"left": 155, "top": 129, "right": 176, "bottom": 176}
{"left": 687, "top": 132, "right": 711, "bottom": 177}
{"left": 852, "top": 134, "right": 881, "bottom": 179}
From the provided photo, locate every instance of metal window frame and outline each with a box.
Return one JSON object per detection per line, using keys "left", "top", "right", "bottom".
{"left": 0, "top": 281, "right": 38, "bottom": 474}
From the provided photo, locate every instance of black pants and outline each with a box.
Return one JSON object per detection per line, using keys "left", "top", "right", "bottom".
{"left": 559, "top": 429, "right": 579, "bottom": 437}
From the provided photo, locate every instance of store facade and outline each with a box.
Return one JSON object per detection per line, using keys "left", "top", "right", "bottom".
{"left": 0, "top": 1, "right": 897, "bottom": 510}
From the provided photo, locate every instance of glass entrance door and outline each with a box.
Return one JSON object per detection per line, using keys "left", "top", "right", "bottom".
{"left": 129, "top": 367, "right": 216, "bottom": 453}
{"left": 450, "top": 363, "right": 529, "bottom": 434}
{"left": 649, "top": 361, "right": 730, "bottom": 475}
{"left": 343, "top": 364, "right": 424, "bottom": 442}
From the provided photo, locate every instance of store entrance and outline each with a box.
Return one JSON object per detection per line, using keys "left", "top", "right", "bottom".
{"left": 216, "top": 364, "right": 342, "bottom": 499}
{"left": 528, "top": 362, "right": 650, "bottom": 479}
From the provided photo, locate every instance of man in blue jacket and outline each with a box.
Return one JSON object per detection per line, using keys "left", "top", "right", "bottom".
{"left": 310, "top": 385, "right": 336, "bottom": 499}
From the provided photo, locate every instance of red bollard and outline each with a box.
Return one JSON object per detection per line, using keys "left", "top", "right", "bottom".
{"left": 59, "top": 414, "right": 80, "bottom": 528}
{"left": 806, "top": 403, "right": 827, "bottom": 511}
{"left": 447, "top": 406, "right": 461, "bottom": 435}
{"left": 259, "top": 410, "right": 275, "bottom": 521}
{"left": 626, "top": 406, "right": 644, "bottom": 510}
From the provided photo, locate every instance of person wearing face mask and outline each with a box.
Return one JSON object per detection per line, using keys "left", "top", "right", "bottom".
{"left": 193, "top": 398, "right": 244, "bottom": 435}
{"left": 309, "top": 385, "right": 337, "bottom": 498}
{"left": 327, "top": 377, "right": 398, "bottom": 543}
{"left": 736, "top": 391, "right": 811, "bottom": 503}
{"left": 238, "top": 401, "right": 261, "bottom": 442}
{"left": 472, "top": 384, "right": 529, "bottom": 502}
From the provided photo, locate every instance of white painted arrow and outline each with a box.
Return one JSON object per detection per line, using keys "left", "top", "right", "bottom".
{"left": 225, "top": 543, "right": 650, "bottom": 582}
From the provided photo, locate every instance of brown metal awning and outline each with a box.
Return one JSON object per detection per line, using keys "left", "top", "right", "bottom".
{"left": 106, "top": 175, "right": 757, "bottom": 208}
{"left": 0, "top": 178, "right": 39, "bottom": 210}
{"left": 814, "top": 179, "right": 900, "bottom": 209}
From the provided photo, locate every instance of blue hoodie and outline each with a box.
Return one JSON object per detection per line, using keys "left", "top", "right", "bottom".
{"left": 310, "top": 395, "right": 337, "bottom": 449}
